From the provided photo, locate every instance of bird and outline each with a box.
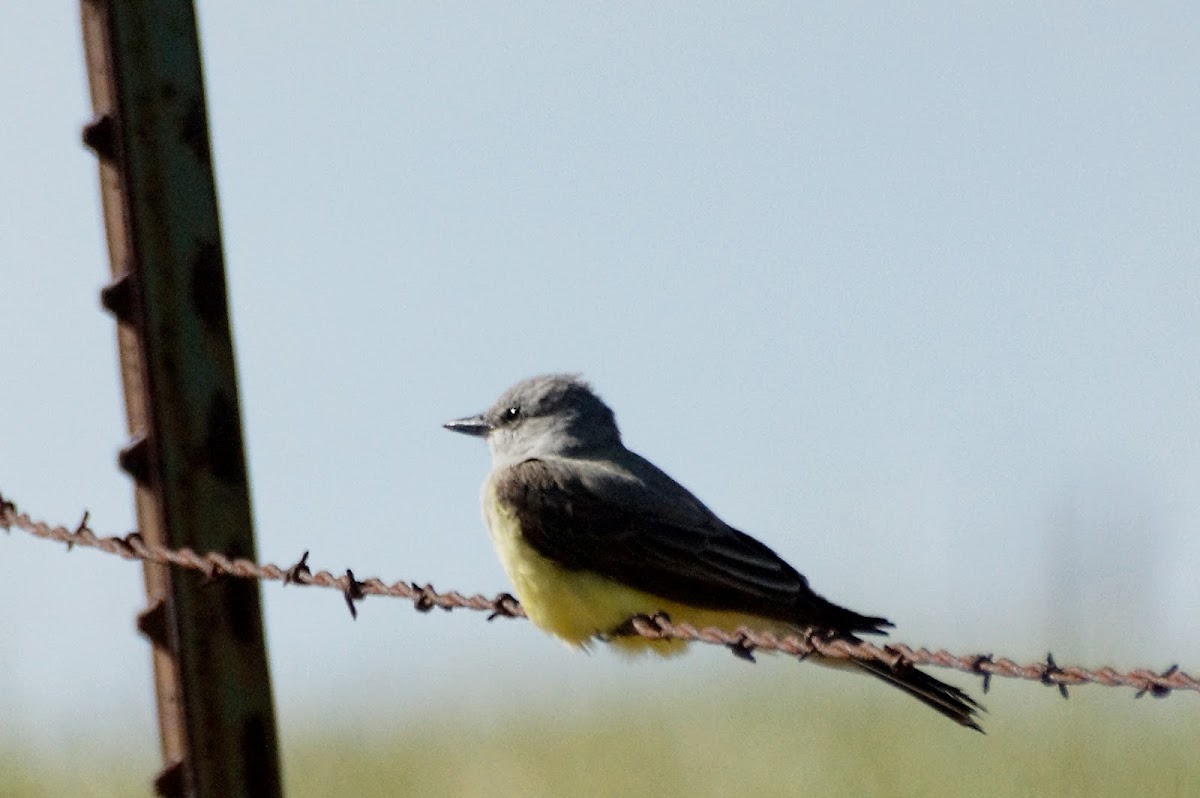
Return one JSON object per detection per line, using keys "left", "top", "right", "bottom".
{"left": 444, "top": 373, "right": 983, "bottom": 731}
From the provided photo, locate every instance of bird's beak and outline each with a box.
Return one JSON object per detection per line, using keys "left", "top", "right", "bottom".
{"left": 443, "top": 414, "right": 491, "bottom": 437}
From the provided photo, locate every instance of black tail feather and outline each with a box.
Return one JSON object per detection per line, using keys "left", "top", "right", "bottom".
{"left": 852, "top": 656, "right": 985, "bottom": 732}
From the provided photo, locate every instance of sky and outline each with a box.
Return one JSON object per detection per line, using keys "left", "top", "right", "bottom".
{"left": 2, "top": 3, "right": 1198, "bottom": 755}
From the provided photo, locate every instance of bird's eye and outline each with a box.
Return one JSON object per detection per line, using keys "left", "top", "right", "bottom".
{"left": 505, "top": 405, "right": 521, "bottom": 422}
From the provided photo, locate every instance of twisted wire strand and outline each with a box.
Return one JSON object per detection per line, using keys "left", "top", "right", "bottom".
{"left": 3, "top": 491, "right": 1195, "bottom": 698}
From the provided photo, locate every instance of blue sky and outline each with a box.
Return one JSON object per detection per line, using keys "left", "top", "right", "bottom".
{"left": 3, "top": 4, "right": 1198, "bottom": 751}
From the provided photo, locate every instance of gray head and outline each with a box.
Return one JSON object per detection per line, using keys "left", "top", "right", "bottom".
{"left": 444, "top": 374, "right": 622, "bottom": 464}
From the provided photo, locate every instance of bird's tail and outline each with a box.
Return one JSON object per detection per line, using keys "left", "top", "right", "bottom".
{"left": 850, "top": 656, "right": 985, "bottom": 732}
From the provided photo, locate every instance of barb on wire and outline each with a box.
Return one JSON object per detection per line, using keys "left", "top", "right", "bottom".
{"left": 3, "top": 491, "right": 1197, "bottom": 699}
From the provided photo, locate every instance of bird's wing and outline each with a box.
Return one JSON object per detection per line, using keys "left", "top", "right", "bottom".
{"left": 492, "top": 457, "right": 891, "bottom": 634}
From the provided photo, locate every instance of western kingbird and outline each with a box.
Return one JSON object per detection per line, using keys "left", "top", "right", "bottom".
{"left": 445, "top": 374, "right": 982, "bottom": 730}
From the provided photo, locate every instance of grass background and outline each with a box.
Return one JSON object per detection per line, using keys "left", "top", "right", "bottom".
{"left": 5, "top": 668, "right": 1195, "bottom": 798}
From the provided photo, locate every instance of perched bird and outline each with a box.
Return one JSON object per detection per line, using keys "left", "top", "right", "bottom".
{"left": 445, "top": 374, "right": 982, "bottom": 731}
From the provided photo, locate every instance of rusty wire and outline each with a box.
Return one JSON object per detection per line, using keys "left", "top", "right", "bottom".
{"left": 3, "top": 491, "right": 1196, "bottom": 699}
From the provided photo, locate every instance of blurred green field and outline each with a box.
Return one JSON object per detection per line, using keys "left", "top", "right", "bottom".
{"left": 4, "top": 673, "right": 1196, "bottom": 798}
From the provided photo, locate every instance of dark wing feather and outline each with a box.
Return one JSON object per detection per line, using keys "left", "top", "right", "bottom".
{"left": 496, "top": 458, "right": 985, "bottom": 731}
{"left": 494, "top": 458, "right": 891, "bottom": 635}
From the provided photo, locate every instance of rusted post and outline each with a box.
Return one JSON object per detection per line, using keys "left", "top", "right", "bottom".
{"left": 79, "top": 1, "right": 283, "bottom": 796}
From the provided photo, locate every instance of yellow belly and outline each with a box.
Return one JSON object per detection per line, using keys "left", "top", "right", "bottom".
{"left": 483, "top": 483, "right": 789, "bottom": 655}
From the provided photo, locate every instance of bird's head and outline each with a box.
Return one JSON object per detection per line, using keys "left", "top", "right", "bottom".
{"left": 444, "top": 373, "right": 622, "bottom": 465}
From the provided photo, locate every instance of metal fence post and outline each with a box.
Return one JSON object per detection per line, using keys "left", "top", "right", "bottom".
{"left": 79, "top": 1, "right": 283, "bottom": 795}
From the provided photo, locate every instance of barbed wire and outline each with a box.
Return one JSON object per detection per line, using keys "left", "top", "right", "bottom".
{"left": 3, "top": 490, "right": 1196, "bottom": 699}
